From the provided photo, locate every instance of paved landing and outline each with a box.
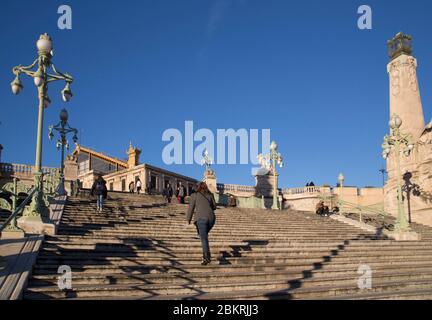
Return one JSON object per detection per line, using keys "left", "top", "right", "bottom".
{"left": 0, "top": 235, "right": 44, "bottom": 300}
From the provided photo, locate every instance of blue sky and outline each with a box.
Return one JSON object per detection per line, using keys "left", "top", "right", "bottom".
{"left": 1, "top": 0, "right": 432, "bottom": 188}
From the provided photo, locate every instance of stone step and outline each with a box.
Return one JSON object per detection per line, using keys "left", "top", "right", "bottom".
{"left": 40, "top": 241, "right": 432, "bottom": 252}
{"left": 143, "top": 280, "right": 432, "bottom": 300}
{"left": 38, "top": 246, "right": 432, "bottom": 259}
{"left": 24, "top": 192, "right": 432, "bottom": 300}
{"left": 31, "top": 261, "right": 432, "bottom": 276}
{"left": 41, "top": 238, "right": 432, "bottom": 250}
{"left": 44, "top": 235, "right": 430, "bottom": 246}
{"left": 34, "top": 253, "right": 432, "bottom": 266}
{"left": 53, "top": 231, "right": 378, "bottom": 240}
{"left": 23, "top": 274, "right": 432, "bottom": 299}
{"left": 28, "top": 266, "right": 432, "bottom": 288}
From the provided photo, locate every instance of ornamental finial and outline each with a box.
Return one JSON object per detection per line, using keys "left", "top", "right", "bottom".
{"left": 387, "top": 32, "right": 413, "bottom": 60}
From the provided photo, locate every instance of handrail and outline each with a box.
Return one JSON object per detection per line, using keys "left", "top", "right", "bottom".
{"left": 0, "top": 188, "right": 36, "bottom": 232}
{"left": 337, "top": 199, "right": 389, "bottom": 224}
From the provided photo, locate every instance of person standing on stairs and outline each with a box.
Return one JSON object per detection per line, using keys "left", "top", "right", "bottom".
{"left": 186, "top": 182, "right": 217, "bottom": 265}
{"left": 136, "top": 179, "right": 142, "bottom": 194}
{"left": 177, "top": 182, "right": 186, "bottom": 204}
{"left": 163, "top": 183, "right": 173, "bottom": 203}
{"left": 91, "top": 175, "right": 108, "bottom": 213}
{"left": 129, "top": 181, "right": 135, "bottom": 194}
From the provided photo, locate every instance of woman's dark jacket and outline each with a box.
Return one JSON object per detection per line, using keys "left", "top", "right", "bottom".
{"left": 91, "top": 178, "right": 108, "bottom": 198}
{"left": 186, "top": 192, "right": 216, "bottom": 224}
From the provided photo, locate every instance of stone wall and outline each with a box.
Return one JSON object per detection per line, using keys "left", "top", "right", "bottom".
{"left": 102, "top": 164, "right": 197, "bottom": 195}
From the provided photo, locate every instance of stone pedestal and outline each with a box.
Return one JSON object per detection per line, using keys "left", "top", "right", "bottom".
{"left": 204, "top": 169, "right": 217, "bottom": 193}
{"left": 0, "top": 229, "right": 25, "bottom": 239}
{"left": 255, "top": 172, "right": 278, "bottom": 198}
{"left": 64, "top": 155, "right": 78, "bottom": 195}
{"left": 388, "top": 230, "right": 420, "bottom": 241}
{"left": 17, "top": 215, "right": 56, "bottom": 236}
{"left": 64, "top": 155, "right": 78, "bottom": 181}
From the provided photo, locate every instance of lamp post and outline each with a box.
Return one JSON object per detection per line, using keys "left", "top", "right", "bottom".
{"left": 382, "top": 114, "right": 414, "bottom": 232}
{"left": 200, "top": 149, "right": 213, "bottom": 173}
{"left": 48, "top": 109, "right": 78, "bottom": 195}
{"left": 379, "top": 167, "right": 387, "bottom": 187}
{"left": 269, "top": 141, "right": 284, "bottom": 210}
{"left": 337, "top": 173, "right": 344, "bottom": 214}
{"left": 10, "top": 33, "right": 73, "bottom": 218}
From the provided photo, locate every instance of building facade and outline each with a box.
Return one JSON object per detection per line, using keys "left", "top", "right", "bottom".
{"left": 67, "top": 143, "right": 197, "bottom": 195}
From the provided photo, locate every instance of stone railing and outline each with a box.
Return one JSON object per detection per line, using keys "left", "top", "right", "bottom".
{"left": 217, "top": 183, "right": 256, "bottom": 193}
{"left": 0, "top": 163, "right": 58, "bottom": 176}
{"left": 282, "top": 186, "right": 322, "bottom": 195}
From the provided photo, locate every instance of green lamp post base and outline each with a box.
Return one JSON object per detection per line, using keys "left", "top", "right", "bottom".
{"left": 394, "top": 220, "right": 411, "bottom": 233}
{"left": 271, "top": 198, "right": 279, "bottom": 210}
{"left": 24, "top": 172, "right": 50, "bottom": 220}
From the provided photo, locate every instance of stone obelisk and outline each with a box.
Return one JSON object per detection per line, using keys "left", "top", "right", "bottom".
{"left": 387, "top": 32, "right": 425, "bottom": 140}
{"left": 384, "top": 32, "right": 426, "bottom": 217}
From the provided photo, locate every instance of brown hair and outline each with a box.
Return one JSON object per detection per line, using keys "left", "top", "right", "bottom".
{"left": 196, "top": 182, "right": 210, "bottom": 194}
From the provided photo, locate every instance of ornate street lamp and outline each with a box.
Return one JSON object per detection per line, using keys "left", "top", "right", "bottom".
{"left": 48, "top": 109, "right": 78, "bottom": 195}
{"left": 200, "top": 149, "right": 213, "bottom": 172}
{"left": 262, "top": 141, "right": 284, "bottom": 210}
{"left": 10, "top": 33, "right": 73, "bottom": 218}
{"left": 338, "top": 173, "right": 344, "bottom": 188}
{"left": 337, "top": 172, "right": 344, "bottom": 214}
{"left": 382, "top": 114, "right": 415, "bottom": 232}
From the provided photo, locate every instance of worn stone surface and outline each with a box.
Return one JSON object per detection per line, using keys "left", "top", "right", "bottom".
{"left": 0, "top": 235, "right": 44, "bottom": 300}
{"left": 21, "top": 193, "right": 432, "bottom": 300}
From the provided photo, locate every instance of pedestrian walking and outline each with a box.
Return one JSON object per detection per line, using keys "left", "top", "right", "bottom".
{"left": 91, "top": 175, "right": 108, "bottom": 212}
{"left": 136, "top": 179, "right": 142, "bottom": 194}
{"left": 176, "top": 182, "right": 186, "bottom": 204}
{"left": 186, "top": 182, "right": 217, "bottom": 265}
{"left": 163, "top": 183, "right": 173, "bottom": 203}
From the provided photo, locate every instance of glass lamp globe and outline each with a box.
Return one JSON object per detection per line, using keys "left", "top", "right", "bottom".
{"left": 389, "top": 114, "right": 402, "bottom": 129}
{"left": 34, "top": 76, "right": 43, "bottom": 87}
{"left": 44, "top": 96, "right": 51, "bottom": 108}
{"left": 59, "top": 108, "right": 69, "bottom": 122}
{"left": 62, "top": 91, "right": 71, "bottom": 102}
{"left": 11, "top": 77, "right": 23, "bottom": 95}
{"left": 36, "top": 33, "right": 53, "bottom": 53}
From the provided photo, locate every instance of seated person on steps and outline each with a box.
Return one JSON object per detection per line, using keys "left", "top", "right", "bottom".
{"left": 316, "top": 200, "right": 329, "bottom": 217}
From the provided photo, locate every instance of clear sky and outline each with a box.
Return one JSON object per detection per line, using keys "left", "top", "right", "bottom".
{"left": 1, "top": 0, "right": 432, "bottom": 188}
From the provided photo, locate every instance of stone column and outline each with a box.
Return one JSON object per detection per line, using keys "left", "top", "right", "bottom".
{"left": 387, "top": 54, "right": 425, "bottom": 141}
{"left": 204, "top": 169, "right": 217, "bottom": 193}
{"left": 385, "top": 34, "right": 426, "bottom": 217}
{"left": 63, "top": 155, "right": 78, "bottom": 195}
{"left": 255, "top": 172, "right": 276, "bottom": 197}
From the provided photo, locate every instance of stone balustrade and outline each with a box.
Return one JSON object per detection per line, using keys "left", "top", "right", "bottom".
{"left": 282, "top": 186, "right": 322, "bottom": 195}
{"left": 217, "top": 183, "right": 256, "bottom": 193}
{"left": 0, "top": 163, "right": 58, "bottom": 176}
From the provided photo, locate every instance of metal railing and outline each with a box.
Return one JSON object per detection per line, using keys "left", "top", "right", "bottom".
{"left": 337, "top": 199, "right": 389, "bottom": 224}
{"left": 0, "top": 188, "right": 36, "bottom": 232}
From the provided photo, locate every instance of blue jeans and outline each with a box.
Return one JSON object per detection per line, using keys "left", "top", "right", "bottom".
{"left": 97, "top": 194, "right": 104, "bottom": 210}
{"left": 196, "top": 218, "right": 215, "bottom": 260}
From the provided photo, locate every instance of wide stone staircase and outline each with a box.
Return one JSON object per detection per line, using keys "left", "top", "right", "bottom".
{"left": 23, "top": 192, "right": 432, "bottom": 299}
